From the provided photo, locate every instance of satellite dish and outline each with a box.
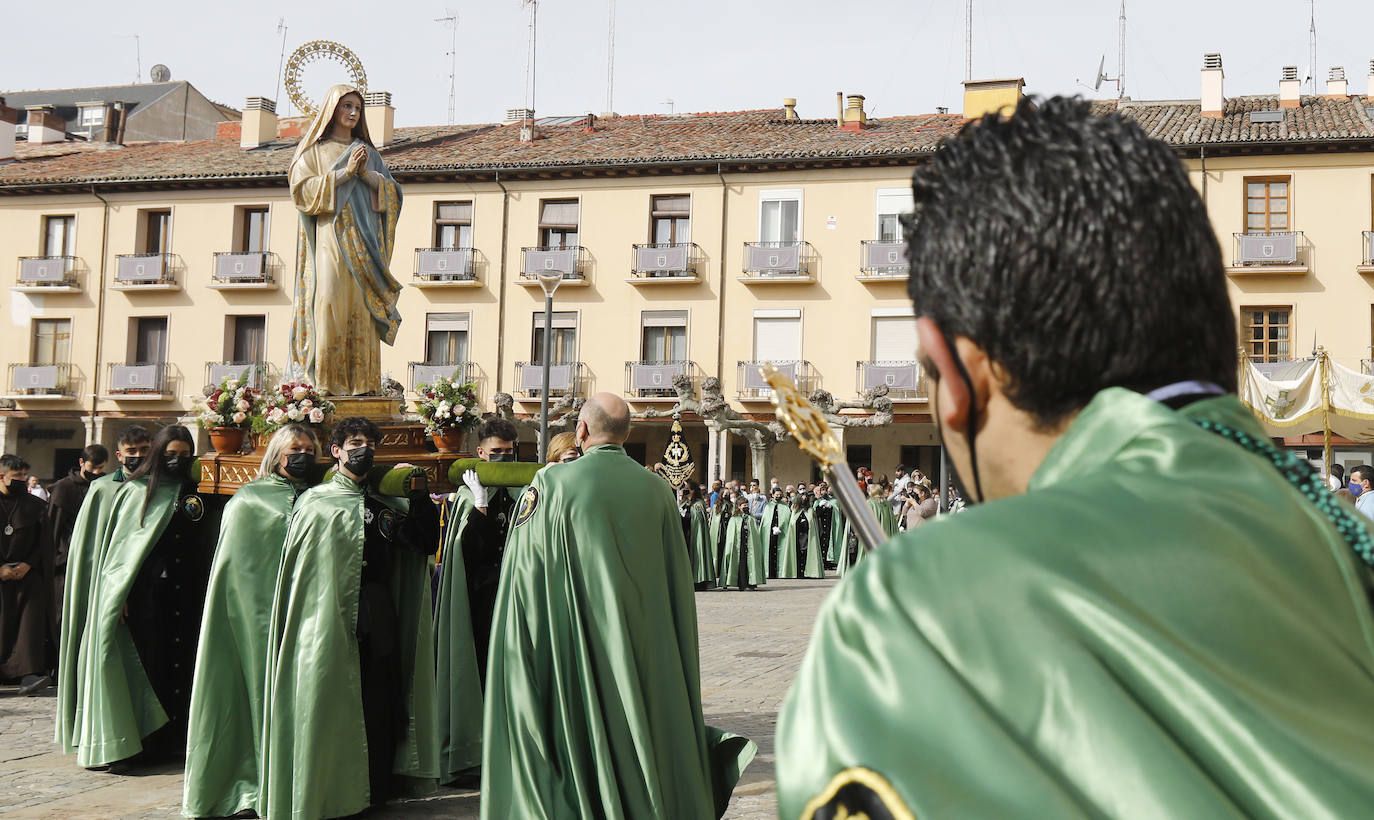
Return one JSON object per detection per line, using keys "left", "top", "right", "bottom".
{"left": 150, "top": 64, "right": 171, "bottom": 83}
{"left": 1093, "top": 55, "right": 1105, "bottom": 91}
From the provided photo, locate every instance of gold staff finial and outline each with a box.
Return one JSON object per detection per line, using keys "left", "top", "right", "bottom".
{"left": 762, "top": 363, "right": 841, "bottom": 470}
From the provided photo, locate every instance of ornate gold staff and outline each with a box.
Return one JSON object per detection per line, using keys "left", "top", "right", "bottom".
{"left": 762, "top": 363, "right": 887, "bottom": 552}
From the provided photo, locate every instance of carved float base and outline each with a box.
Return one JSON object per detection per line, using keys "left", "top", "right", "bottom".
{"left": 198, "top": 413, "right": 469, "bottom": 496}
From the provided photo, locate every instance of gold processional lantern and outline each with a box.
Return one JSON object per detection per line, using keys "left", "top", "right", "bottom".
{"left": 660, "top": 417, "right": 695, "bottom": 490}
{"left": 283, "top": 40, "right": 369, "bottom": 118}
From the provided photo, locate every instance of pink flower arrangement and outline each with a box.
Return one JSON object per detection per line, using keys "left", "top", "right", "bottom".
{"left": 196, "top": 377, "right": 263, "bottom": 431}
{"left": 253, "top": 381, "right": 336, "bottom": 434}
{"left": 414, "top": 376, "right": 482, "bottom": 435}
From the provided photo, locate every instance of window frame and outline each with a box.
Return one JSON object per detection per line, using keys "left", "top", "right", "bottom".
{"left": 531, "top": 310, "right": 579, "bottom": 364}
{"left": 139, "top": 208, "right": 173, "bottom": 255}
{"left": 128, "top": 315, "right": 170, "bottom": 365}
{"left": 225, "top": 315, "right": 267, "bottom": 363}
{"left": 425, "top": 312, "right": 471, "bottom": 365}
{"left": 1241, "top": 305, "right": 1293, "bottom": 363}
{"left": 538, "top": 198, "right": 580, "bottom": 249}
{"left": 1243, "top": 175, "right": 1291, "bottom": 235}
{"left": 640, "top": 309, "right": 689, "bottom": 363}
{"left": 434, "top": 200, "right": 474, "bottom": 250}
{"left": 31, "top": 318, "right": 72, "bottom": 365}
{"left": 42, "top": 214, "right": 75, "bottom": 257}
{"left": 649, "top": 194, "right": 691, "bottom": 245}
{"left": 239, "top": 207, "right": 270, "bottom": 254}
{"left": 758, "top": 188, "right": 803, "bottom": 244}
{"left": 874, "top": 187, "right": 912, "bottom": 242}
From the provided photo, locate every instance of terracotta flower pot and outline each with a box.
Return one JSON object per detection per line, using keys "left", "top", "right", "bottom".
{"left": 431, "top": 429, "right": 466, "bottom": 454}
{"left": 209, "top": 427, "right": 246, "bottom": 454}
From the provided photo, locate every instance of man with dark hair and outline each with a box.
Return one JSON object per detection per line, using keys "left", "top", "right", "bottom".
{"left": 483, "top": 393, "right": 754, "bottom": 816}
{"left": 1329, "top": 462, "right": 1346, "bottom": 492}
{"left": 261, "top": 417, "right": 439, "bottom": 818}
{"left": 777, "top": 97, "right": 1374, "bottom": 817}
{"left": 1349, "top": 465, "right": 1374, "bottom": 521}
{"left": 1, "top": 454, "right": 51, "bottom": 695}
{"left": 43, "top": 444, "right": 108, "bottom": 644}
{"left": 56, "top": 426, "right": 149, "bottom": 752}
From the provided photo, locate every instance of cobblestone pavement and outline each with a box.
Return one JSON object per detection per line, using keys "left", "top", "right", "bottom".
{"left": 0, "top": 577, "right": 833, "bottom": 819}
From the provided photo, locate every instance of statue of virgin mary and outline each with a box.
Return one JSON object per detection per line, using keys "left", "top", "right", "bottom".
{"left": 287, "top": 84, "right": 403, "bottom": 396}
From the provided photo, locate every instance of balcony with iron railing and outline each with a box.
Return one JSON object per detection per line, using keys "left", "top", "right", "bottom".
{"left": 204, "top": 361, "right": 269, "bottom": 390}
{"left": 112, "top": 253, "right": 180, "bottom": 290}
{"left": 514, "top": 361, "right": 585, "bottom": 399}
{"left": 4, "top": 363, "right": 77, "bottom": 400}
{"left": 857, "top": 240, "right": 909, "bottom": 281}
{"left": 209, "top": 252, "right": 280, "bottom": 289}
{"left": 624, "top": 360, "right": 695, "bottom": 400}
{"left": 13, "top": 256, "right": 82, "bottom": 292}
{"left": 856, "top": 361, "right": 927, "bottom": 401}
{"left": 412, "top": 247, "right": 481, "bottom": 287}
{"left": 736, "top": 360, "right": 815, "bottom": 400}
{"left": 408, "top": 361, "right": 476, "bottom": 391}
{"left": 518, "top": 246, "right": 589, "bottom": 286}
{"left": 102, "top": 361, "right": 171, "bottom": 399}
{"left": 739, "top": 241, "right": 816, "bottom": 283}
{"left": 628, "top": 243, "right": 703, "bottom": 283}
{"left": 1359, "top": 231, "right": 1374, "bottom": 274}
{"left": 1226, "top": 231, "right": 1309, "bottom": 275}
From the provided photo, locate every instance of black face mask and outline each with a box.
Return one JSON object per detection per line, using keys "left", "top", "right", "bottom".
{"left": 81, "top": 470, "right": 101, "bottom": 482}
{"left": 122, "top": 455, "right": 144, "bottom": 475}
{"left": 283, "top": 452, "right": 314, "bottom": 480}
{"left": 344, "top": 445, "right": 375, "bottom": 476}
{"left": 163, "top": 455, "right": 187, "bottom": 477}
{"left": 487, "top": 452, "right": 516, "bottom": 463}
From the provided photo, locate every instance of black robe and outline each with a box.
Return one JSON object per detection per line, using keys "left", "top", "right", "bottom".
{"left": 461, "top": 487, "right": 516, "bottom": 687}
{"left": 43, "top": 468, "right": 91, "bottom": 654}
{"left": 0, "top": 489, "right": 49, "bottom": 680}
{"left": 814, "top": 503, "right": 837, "bottom": 569}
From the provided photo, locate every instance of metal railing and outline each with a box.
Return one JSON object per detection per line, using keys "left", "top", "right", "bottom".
{"left": 1231, "top": 231, "right": 1307, "bottom": 267}
{"left": 7, "top": 363, "right": 75, "bottom": 397}
{"left": 520, "top": 246, "right": 587, "bottom": 281}
{"left": 1363, "top": 231, "right": 1374, "bottom": 266}
{"left": 408, "top": 361, "right": 476, "bottom": 391}
{"left": 630, "top": 243, "right": 701, "bottom": 279}
{"left": 624, "top": 360, "right": 694, "bottom": 397}
{"left": 205, "top": 361, "right": 268, "bottom": 390}
{"left": 741, "top": 241, "right": 815, "bottom": 278}
{"left": 514, "top": 361, "right": 584, "bottom": 398}
{"left": 16, "top": 256, "right": 80, "bottom": 288}
{"left": 857, "top": 360, "right": 926, "bottom": 399}
{"left": 736, "top": 360, "right": 814, "bottom": 399}
{"left": 105, "top": 361, "right": 169, "bottom": 395}
{"left": 114, "top": 253, "right": 177, "bottom": 285}
{"left": 212, "top": 251, "right": 277, "bottom": 285}
{"left": 859, "top": 239, "right": 909, "bottom": 278}
{"left": 414, "top": 247, "right": 477, "bottom": 282}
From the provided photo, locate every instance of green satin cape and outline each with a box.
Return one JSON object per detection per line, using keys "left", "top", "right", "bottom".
{"left": 55, "top": 468, "right": 125, "bottom": 753}
{"left": 760, "top": 501, "right": 792, "bottom": 576}
{"left": 432, "top": 485, "right": 494, "bottom": 781}
{"left": 182, "top": 474, "right": 306, "bottom": 818}
{"left": 482, "top": 444, "right": 755, "bottom": 819}
{"left": 719, "top": 514, "right": 765, "bottom": 588}
{"left": 779, "top": 508, "right": 825, "bottom": 579}
{"left": 689, "top": 500, "right": 715, "bottom": 585}
{"left": 259, "top": 473, "right": 438, "bottom": 820}
{"left": 72, "top": 476, "right": 180, "bottom": 767}
{"left": 777, "top": 389, "right": 1374, "bottom": 819}
{"left": 814, "top": 497, "right": 846, "bottom": 565}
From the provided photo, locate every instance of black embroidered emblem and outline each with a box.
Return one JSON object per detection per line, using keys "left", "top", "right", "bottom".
{"left": 513, "top": 486, "right": 539, "bottom": 529}
{"left": 180, "top": 494, "right": 205, "bottom": 523}
{"left": 802, "top": 767, "right": 914, "bottom": 820}
{"left": 377, "top": 508, "right": 397, "bottom": 541}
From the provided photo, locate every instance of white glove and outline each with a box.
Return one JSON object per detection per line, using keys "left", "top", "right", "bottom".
{"left": 772, "top": 527, "right": 781, "bottom": 535}
{"left": 462, "top": 469, "right": 489, "bottom": 508}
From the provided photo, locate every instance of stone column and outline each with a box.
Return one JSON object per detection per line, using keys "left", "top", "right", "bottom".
{"left": 705, "top": 420, "right": 721, "bottom": 483}
{"left": 0, "top": 416, "right": 15, "bottom": 456}
{"left": 81, "top": 414, "right": 105, "bottom": 447}
{"left": 718, "top": 427, "right": 731, "bottom": 482}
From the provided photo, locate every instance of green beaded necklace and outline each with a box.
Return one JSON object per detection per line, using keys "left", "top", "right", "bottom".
{"left": 1192, "top": 418, "right": 1374, "bottom": 568}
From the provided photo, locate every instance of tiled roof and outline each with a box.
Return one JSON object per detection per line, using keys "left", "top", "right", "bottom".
{"left": 2, "top": 95, "right": 1372, "bottom": 191}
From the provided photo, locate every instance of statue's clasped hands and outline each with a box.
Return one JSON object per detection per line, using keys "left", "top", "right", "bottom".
{"left": 347, "top": 145, "right": 368, "bottom": 177}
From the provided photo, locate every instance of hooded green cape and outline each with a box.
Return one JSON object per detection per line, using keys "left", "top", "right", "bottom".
{"left": 777, "top": 389, "right": 1374, "bottom": 819}
{"left": 779, "top": 507, "right": 825, "bottom": 579}
{"left": 719, "top": 513, "right": 765, "bottom": 588}
{"left": 433, "top": 485, "right": 502, "bottom": 782}
{"left": 688, "top": 499, "right": 715, "bottom": 585}
{"left": 72, "top": 476, "right": 181, "bottom": 767}
{"left": 836, "top": 497, "right": 897, "bottom": 577}
{"left": 182, "top": 474, "right": 307, "bottom": 818}
{"left": 482, "top": 444, "right": 755, "bottom": 818}
{"left": 55, "top": 468, "right": 126, "bottom": 753}
{"left": 259, "top": 472, "right": 439, "bottom": 820}
{"left": 708, "top": 508, "right": 731, "bottom": 579}
{"left": 759, "top": 500, "right": 792, "bottom": 576}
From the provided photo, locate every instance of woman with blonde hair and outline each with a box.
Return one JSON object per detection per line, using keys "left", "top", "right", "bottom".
{"left": 546, "top": 431, "right": 579, "bottom": 463}
{"left": 183, "top": 424, "right": 319, "bottom": 817}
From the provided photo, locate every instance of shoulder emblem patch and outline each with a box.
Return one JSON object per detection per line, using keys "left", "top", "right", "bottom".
{"left": 180, "top": 494, "right": 205, "bottom": 523}
{"left": 377, "top": 508, "right": 397, "bottom": 541}
{"left": 513, "top": 486, "right": 539, "bottom": 529}
{"left": 801, "top": 767, "right": 915, "bottom": 820}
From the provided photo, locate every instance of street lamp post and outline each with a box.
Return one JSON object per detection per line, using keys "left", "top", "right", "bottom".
{"left": 535, "top": 269, "right": 564, "bottom": 461}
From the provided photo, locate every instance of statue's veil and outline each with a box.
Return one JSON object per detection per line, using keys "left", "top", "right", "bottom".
{"left": 289, "top": 84, "right": 376, "bottom": 171}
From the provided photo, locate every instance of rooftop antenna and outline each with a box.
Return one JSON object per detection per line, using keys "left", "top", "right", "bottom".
{"left": 436, "top": 9, "right": 459, "bottom": 125}
{"left": 274, "top": 18, "right": 288, "bottom": 115}
{"left": 605, "top": 0, "right": 616, "bottom": 114}
{"left": 964, "top": 0, "right": 972, "bottom": 82}
{"left": 1306, "top": 0, "right": 1318, "bottom": 93}
{"left": 1084, "top": 3, "right": 1126, "bottom": 100}
{"left": 129, "top": 35, "right": 142, "bottom": 85}
{"left": 662, "top": 98, "right": 674, "bottom": 115}
{"left": 522, "top": 0, "right": 539, "bottom": 123}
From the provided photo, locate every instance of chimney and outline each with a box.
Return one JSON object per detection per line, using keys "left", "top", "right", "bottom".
{"left": 961, "top": 78, "right": 1025, "bottom": 119}
{"left": 0, "top": 99, "right": 17, "bottom": 162}
{"left": 1279, "top": 65, "right": 1301, "bottom": 108}
{"left": 25, "top": 106, "right": 65, "bottom": 144}
{"left": 1201, "top": 53, "right": 1225, "bottom": 117}
{"left": 1368, "top": 59, "right": 1374, "bottom": 99}
{"left": 240, "top": 97, "right": 277, "bottom": 149}
{"left": 782, "top": 97, "right": 798, "bottom": 120}
{"left": 364, "top": 91, "right": 394, "bottom": 147}
{"left": 840, "top": 94, "right": 867, "bottom": 131}
{"left": 1326, "top": 66, "right": 1349, "bottom": 98}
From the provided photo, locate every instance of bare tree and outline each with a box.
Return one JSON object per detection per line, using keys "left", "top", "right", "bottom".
{"left": 492, "top": 391, "right": 584, "bottom": 445}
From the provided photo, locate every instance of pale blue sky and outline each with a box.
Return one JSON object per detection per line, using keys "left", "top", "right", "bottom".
{"left": 5, "top": 1, "right": 1372, "bottom": 126}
